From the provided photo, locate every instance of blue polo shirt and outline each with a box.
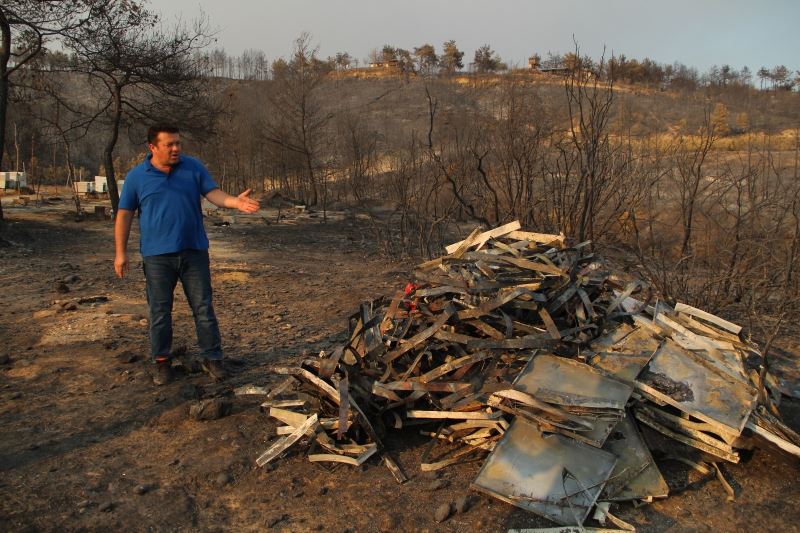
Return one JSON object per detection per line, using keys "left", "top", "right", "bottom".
{"left": 119, "top": 154, "right": 219, "bottom": 257}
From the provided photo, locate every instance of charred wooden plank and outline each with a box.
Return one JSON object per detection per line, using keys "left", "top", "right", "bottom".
{"left": 547, "top": 284, "right": 578, "bottom": 313}
{"left": 309, "top": 443, "right": 378, "bottom": 466}
{"left": 382, "top": 453, "right": 408, "bottom": 483}
{"left": 450, "top": 226, "right": 483, "bottom": 258}
{"left": 266, "top": 376, "right": 296, "bottom": 399}
{"left": 433, "top": 330, "right": 555, "bottom": 350}
{"left": 260, "top": 399, "right": 308, "bottom": 409}
{"left": 381, "top": 380, "right": 472, "bottom": 393}
{"left": 505, "top": 230, "right": 566, "bottom": 247}
{"left": 274, "top": 367, "right": 341, "bottom": 405}
{"left": 445, "top": 220, "right": 522, "bottom": 254}
{"left": 256, "top": 414, "right": 319, "bottom": 467}
{"left": 466, "top": 318, "right": 506, "bottom": 340}
{"left": 407, "top": 410, "right": 503, "bottom": 420}
{"left": 319, "top": 346, "right": 344, "bottom": 379}
{"left": 380, "top": 290, "right": 406, "bottom": 335}
{"left": 674, "top": 302, "right": 742, "bottom": 335}
{"left": 502, "top": 256, "right": 565, "bottom": 277}
{"left": 337, "top": 377, "right": 350, "bottom": 440}
{"left": 634, "top": 409, "right": 739, "bottom": 463}
{"left": 269, "top": 407, "right": 310, "bottom": 428}
{"left": 383, "top": 303, "right": 457, "bottom": 364}
{"left": 419, "top": 352, "right": 493, "bottom": 383}
{"left": 457, "top": 287, "right": 530, "bottom": 320}
{"left": 538, "top": 308, "right": 562, "bottom": 340}
{"left": 421, "top": 444, "right": 488, "bottom": 471}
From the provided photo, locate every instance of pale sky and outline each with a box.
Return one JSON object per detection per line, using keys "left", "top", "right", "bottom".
{"left": 152, "top": 0, "right": 799, "bottom": 73}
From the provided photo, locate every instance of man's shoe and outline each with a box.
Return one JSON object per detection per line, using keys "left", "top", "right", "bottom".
{"left": 201, "top": 359, "right": 226, "bottom": 381}
{"left": 153, "top": 358, "right": 173, "bottom": 386}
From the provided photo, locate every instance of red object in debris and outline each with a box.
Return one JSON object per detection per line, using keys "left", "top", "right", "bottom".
{"left": 403, "top": 282, "right": 419, "bottom": 312}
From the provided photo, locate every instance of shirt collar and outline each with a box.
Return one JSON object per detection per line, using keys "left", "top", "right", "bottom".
{"left": 145, "top": 153, "right": 183, "bottom": 173}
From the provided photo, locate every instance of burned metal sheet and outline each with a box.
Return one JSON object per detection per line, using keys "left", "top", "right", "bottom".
{"left": 472, "top": 419, "right": 617, "bottom": 527}
{"left": 511, "top": 354, "right": 633, "bottom": 447}
{"left": 589, "top": 326, "right": 661, "bottom": 383}
{"left": 610, "top": 324, "right": 661, "bottom": 353}
{"left": 636, "top": 338, "right": 757, "bottom": 435}
{"left": 556, "top": 416, "right": 625, "bottom": 449}
{"left": 655, "top": 313, "right": 749, "bottom": 383}
{"left": 514, "top": 354, "right": 633, "bottom": 411}
{"left": 590, "top": 351, "right": 654, "bottom": 384}
{"left": 589, "top": 323, "right": 636, "bottom": 351}
{"left": 600, "top": 414, "right": 668, "bottom": 501}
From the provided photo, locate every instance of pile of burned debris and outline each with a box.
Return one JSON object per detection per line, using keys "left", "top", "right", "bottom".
{"left": 239, "top": 221, "right": 800, "bottom": 528}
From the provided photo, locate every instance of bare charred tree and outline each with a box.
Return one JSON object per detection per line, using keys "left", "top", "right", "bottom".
{"left": 629, "top": 101, "right": 800, "bottom": 321}
{"left": 61, "top": 0, "right": 215, "bottom": 214}
{"left": 392, "top": 134, "right": 459, "bottom": 258}
{"left": 0, "top": 0, "right": 99, "bottom": 220}
{"left": 338, "top": 112, "right": 377, "bottom": 204}
{"left": 559, "top": 46, "right": 617, "bottom": 243}
{"left": 336, "top": 82, "right": 460, "bottom": 258}
{"left": 200, "top": 82, "right": 268, "bottom": 195}
{"left": 675, "top": 104, "right": 717, "bottom": 257}
{"left": 428, "top": 84, "right": 492, "bottom": 227}
{"left": 15, "top": 63, "right": 99, "bottom": 217}
{"left": 489, "top": 79, "right": 553, "bottom": 227}
{"left": 262, "top": 33, "right": 332, "bottom": 208}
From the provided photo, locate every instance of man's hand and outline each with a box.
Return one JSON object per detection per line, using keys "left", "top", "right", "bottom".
{"left": 235, "top": 189, "right": 260, "bottom": 213}
{"left": 205, "top": 188, "right": 260, "bottom": 213}
{"left": 114, "top": 209, "right": 134, "bottom": 279}
{"left": 115, "top": 252, "right": 129, "bottom": 278}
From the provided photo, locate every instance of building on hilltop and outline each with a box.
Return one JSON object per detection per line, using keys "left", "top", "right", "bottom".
{"left": 368, "top": 59, "right": 400, "bottom": 70}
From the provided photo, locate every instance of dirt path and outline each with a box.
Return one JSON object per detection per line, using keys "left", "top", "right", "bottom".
{"left": 1, "top": 200, "right": 799, "bottom": 532}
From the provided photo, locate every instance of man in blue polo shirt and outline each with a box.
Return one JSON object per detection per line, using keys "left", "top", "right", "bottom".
{"left": 114, "top": 124, "right": 259, "bottom": 385}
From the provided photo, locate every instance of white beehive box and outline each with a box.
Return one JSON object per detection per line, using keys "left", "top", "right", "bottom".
{"left": 117, "top": 180, "right": 125, "bottom": 194}
{"left": 94, "top": 176, "right": 108, "bottom": 193}
{"left": 0, "top": 172, "right": 25, "bottom": 188}
{"left": 76, "top": 181, "right": 95, "bottom": 193}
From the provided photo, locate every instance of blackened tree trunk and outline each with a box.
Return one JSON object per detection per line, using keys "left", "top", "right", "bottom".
{"left": 0, "top": 9, "right": 10, "bottom": 221}
{"left": 104, "top": 85, "right": 122, "bottom": 214}
{"left": 0, "top": 1, "right": 95, "bottom": 221}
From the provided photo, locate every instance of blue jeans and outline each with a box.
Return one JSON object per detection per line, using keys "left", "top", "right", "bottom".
{"left": 142, "top": 249, "right": 222, "bottom": 361}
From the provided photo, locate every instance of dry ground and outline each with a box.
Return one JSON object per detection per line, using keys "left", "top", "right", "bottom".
{"left": 1, "top": 193, "right": 799, "bottom": 533}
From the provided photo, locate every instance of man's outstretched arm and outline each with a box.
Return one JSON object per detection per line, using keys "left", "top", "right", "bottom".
{"left": 205, "top": 188, "right": 260, "bottom": 213}
{"left": 114, "top": 209, "right": 134, "bottom": 278}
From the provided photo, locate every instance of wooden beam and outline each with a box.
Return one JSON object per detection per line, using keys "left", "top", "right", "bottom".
{"left": 505, "top": 230, "right": 566, "bottom": 246}
{"left": 674, "top": 302, "right": 742, "bottom": 335}
{"left": 256, "top": 414, "right": 319, "bottom": 466}
{"left": 383, "top": 304, "right": 456, "bottom": 364}
{"left": 407, "top": 409, "right": 503, "bottom": 420}
{"left": 502, "top": 256, "right": 565, "bottom": 277}
{"left": 445, "top": 220, "right": 522, "bottom": 254}
{"left": 418, "top": 352, "right": 493, "bottom": 383}
{"left": 269, "top": 407, "right": 309, "bottom": 428}
{"left": 273, "top": 367, "right": 341, "bottom": 405}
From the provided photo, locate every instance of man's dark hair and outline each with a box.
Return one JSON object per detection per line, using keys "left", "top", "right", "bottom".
{"left": 147, "top": 125, "right": 180, "bottom": 145}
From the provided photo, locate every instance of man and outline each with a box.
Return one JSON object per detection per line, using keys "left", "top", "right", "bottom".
{"left": 114, "top": 125, "right": 259, "bottom": 385}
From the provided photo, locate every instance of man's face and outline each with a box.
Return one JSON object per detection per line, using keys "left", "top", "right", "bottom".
{"left": 149, "top": 132, "right": 182, "bottom": 167}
